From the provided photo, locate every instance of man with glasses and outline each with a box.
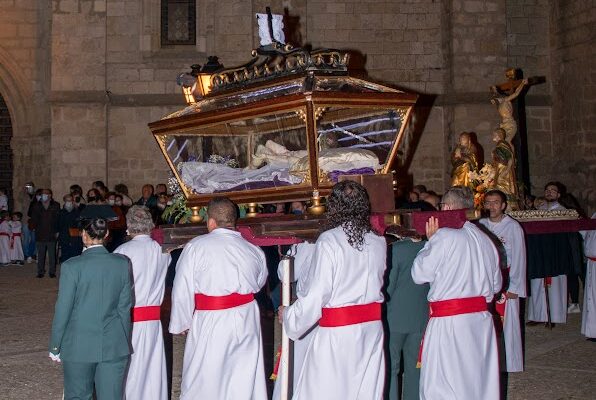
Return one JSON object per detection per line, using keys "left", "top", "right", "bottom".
{"left": 527, "top": 181, "right": 569, "bottom": 325}
{"left": 412, "top": 186, "right": 501, "bottom": 400}
{"left": 540, "top": 181, "right": 566, "bottom": 211}
{"left": 480, "top": 190, "right": 526, "bottom": 373}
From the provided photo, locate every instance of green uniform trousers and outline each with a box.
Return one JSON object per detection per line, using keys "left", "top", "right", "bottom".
{"left": 388, "top": 331, "right": 423, "bottom": 400}
{"left": 62, "top": 356, "right": 129, "bottom": 400}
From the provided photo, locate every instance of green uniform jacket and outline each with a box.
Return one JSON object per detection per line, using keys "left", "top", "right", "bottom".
{"left": 49, "top": 246, "right": 132, "bottom": 362}
{"left": 386, "top": 239, "right": 430, "bottom": 333}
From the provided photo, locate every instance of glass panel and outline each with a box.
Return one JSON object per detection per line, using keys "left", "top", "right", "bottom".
{"left": 314, "top": 76, "right": 401, "bottom": 93}
{"left": 160, "top": 109, "right": 310, "bottom": 194}
{"left": 195, "top": 79, "right": 305, "bottom": 114}
{"left": 315, "top": 107, "right": 405, "bottom": 185}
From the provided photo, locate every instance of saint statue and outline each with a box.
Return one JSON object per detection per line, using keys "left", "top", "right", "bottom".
{"left": 490, "top": 127, "right": 519, "bottom": 207}
{"left": 451, "top": 132, "right": 478, "bottom": 188}
{"left": 490, "top": 78, "right": 528, "bottom": 148}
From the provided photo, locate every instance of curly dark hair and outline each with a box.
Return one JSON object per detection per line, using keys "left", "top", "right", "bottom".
{"left": 324, "top": 180, "right": 373, "bottom": 250}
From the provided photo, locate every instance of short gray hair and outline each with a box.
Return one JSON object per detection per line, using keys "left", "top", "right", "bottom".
{"left": 126, "top": 205, "right": 154, "bottom": 235}
{"left": 442, "top": 186, "right": 474, "bottom": 209}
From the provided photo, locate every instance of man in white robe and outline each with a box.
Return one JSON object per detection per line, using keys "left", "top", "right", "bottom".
{"left": 169, "top": 197, "right": 268, "bottom": 400}
{"left": 114, "top": 206, "right": 171, "bottom": 400}
{"left": 412, "top": 186, "right": 502, "bottom": 400}
{"left": 528, "top": 181, "right": 568, "bottom": 324}
{"left": 280, "top": 181, "right": 386, "bottom": 400}
{"left": 480, "top": 189, "right": 526, "bottom": 372}
{"left": 272, "top": 242, "right": 316, "bottom": 400}
{"left": 581, "top": 212, "right": 596, "bottom": 339}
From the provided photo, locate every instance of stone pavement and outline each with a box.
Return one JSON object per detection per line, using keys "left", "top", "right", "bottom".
{"left": 1, "top": 261, "right": 595, "bottom": 399}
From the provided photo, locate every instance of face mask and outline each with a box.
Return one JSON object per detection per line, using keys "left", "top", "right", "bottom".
{"left": 108, "top": 199, "right": 115, "bottom": 206}
{"left": 88, "top": 196, "right": 96, "bottom": 202}
{"left": 292, "top": 209, "right": 303, "bottom": 215}
{"left": 64, "top": 202, "right": 74, "bottom": 212}
{"left": 36, "top": 195, "right": 42, "bottom": 201}
{"left": 115, "top": 201, "right": 122, "bottom": 206}
{"left": 41, "top": 194, "right": 49, "bottom": 202}
{"left": 157, "top": 203, "right": 166, "bottom": 210}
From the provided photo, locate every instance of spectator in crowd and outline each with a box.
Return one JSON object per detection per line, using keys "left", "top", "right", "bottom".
{"left": 524, "top": 194, "right": 536, "bottom": 210}
{"left": 289, "top": 201, "right": 306, "bottom": 215}
{"left": 408, "top": 190, "right": 419, "bottom": 203}
{"left": 30, "top": 188, "right": 60, "bottom": 278}
{"left": 22, "top": 182, "right": 37, "bottom": 262}
{"left": 0, "top": 211, "right": 10, "bottom": 266}
{"left": 424, "top": 192, "right": 441, "bottom": 210}
{"left": 92, "top": 180, "right": 109, "bottom": 199}
{"left": 9, "top": 212, "right": 25, "bottom": 265}
{"left": 69, "top": 184, "right": 86, "bottom": 208}
{"left": 57, "top": 194, "right": 83, "bottom": 263}
{"left": 539, "top": 181, "right": 566, "bottom": 211}
{"left": 136, "top": 184, "right": 158, "bottom": 211}
{"left": 156, "top": 183, "right": 168, "bottom": 196}
{"left": 114, "top": 183, "right": 133, "bottom": 207}
{"left": 106, "top": 192, "right": 127, "bottom": 251}
{"left": 0, "top": 187, "right": 8, "bottom": 211}
{"left": 86, "top": 188, "right": 103, "bottom": 204}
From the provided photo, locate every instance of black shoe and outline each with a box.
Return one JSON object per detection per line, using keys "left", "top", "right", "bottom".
{"left": 36, "top": 274, "right": 44, "bottom": 278}
{"left": 587, "top": 338, "right": 596, "bottom": 342}
{"left": 526, "top": 321, "right": 541, "bottom": 326}
{"left": 49, "top": 274, "right": 56, "bottom": 278}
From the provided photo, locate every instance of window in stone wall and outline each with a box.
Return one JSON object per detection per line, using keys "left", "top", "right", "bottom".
{"left": 161, "top": 0, "right": 196, "bottom": 46}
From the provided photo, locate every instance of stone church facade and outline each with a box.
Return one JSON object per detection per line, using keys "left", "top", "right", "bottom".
{"left": 0, "top": 0, "right": 594, "bottom": 213}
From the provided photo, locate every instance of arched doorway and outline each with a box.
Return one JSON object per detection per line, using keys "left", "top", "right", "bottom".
{"left": 0, "top": 93, "right": 13, "bottom": 209}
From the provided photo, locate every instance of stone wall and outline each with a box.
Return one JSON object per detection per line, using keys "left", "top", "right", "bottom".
{"left": 0, "top": 0, "right": 594, "bottom": 212}
{"left": 548, "top": 0, "right": 596, "bottom": 215}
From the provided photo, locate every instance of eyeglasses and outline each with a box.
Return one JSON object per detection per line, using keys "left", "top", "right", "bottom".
{"left": 438, "top": 202, "right": 445, "bottom": 210}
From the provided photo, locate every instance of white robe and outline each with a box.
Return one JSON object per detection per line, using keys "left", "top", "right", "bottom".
{"left": 114, "top": 235, "right": 171, "bottom": 400}
{"left": 169, "top": 228, "right": 268, "bottom": 400}
{"left": 412, "top": 221, "right": 501, "bottom": 400}
{"left": 581, "top": 212, "right": 596, "bottom": 338}
{"left": 0, "top": 220, "right": 10, "bottom": 264}
{"left": 272, "top": 242, "right": 316, "bottom": 400}
{"left": 9, "top": 221, "right": 24, "bottom": 261}
{"left": 283, "top": 227, "right": 386, "bottom": 400}
{"left": 528, "top": 202, "right": 568, "bottom": 323}
{"left": 480, "top": 215, "right": 526, "bottom": 372}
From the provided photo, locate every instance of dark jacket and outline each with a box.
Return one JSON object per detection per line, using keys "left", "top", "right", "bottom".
{"left": 49, "top": 246, "right": 132, "bottom": 362}
{"left": 30, "top": 200, "right": 60, "bottom": 241}
{"left": 386, "top": 239, "right": 430, "bottom": 333}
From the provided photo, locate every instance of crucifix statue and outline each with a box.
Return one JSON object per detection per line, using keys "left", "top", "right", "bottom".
{"left": 490, "top": 69, "right": 545, "bottom": 199}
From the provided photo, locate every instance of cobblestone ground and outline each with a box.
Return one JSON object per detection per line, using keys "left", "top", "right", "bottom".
{"left": 1, "top": 261, "right": 595, "bottom": 399}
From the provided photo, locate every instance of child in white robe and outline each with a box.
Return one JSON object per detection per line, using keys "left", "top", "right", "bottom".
{"left": 9, "top": 212, "right": 24, "bottom": 265}
{"left": 0, "top": 211, "right": 11, "bottom": 265}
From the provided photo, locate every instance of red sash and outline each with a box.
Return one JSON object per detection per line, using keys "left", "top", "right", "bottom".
{"left": 0, "top": 232, "right": 9, "bottom": 237}
{"left": 589, "top": 257, "right": 596, "bottom": 262}
{"left": 418, "top": 296, "right": 489, "bottom": 368}
{"left": 131, "top": 305, "right": 161, "bottom": 322}
{"left": 319, "top": 302, "right": 382, "bottom": 327}
{"left": 194, "top": 293, "right": 254, "bottom": 310}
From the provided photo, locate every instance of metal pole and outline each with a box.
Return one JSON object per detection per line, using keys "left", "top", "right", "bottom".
{"left": 280, "top": 256, "right": 293, "bottom": 400}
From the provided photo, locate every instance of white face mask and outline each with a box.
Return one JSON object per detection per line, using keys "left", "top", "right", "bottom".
{"left": 41, "top": 194, "right": 49, "bottom": 202}
{"left": 36, "top": 195, "right": 42, "bottom": 201}
{"left": 115, "top": 200, "right": 122, "bottom": 206}
{"left": 157, "top": 203, "right": 166, "bottom": 210}
{"left": 108, "top": 199, "right": 115, "bottom": 206}
{"left": 64, "top": 202, "right": 74, "bottom": 212}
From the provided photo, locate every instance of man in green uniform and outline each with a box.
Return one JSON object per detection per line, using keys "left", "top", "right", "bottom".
{"left": 49, "top": 207, "right": 132, "bottom": 400}
{"left": 385, "top": 237, "right": 429, "bottom": 400}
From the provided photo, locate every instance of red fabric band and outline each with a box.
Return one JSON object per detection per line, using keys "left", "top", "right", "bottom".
{"left": 194, "top": 293, "right": 254, "bottom": 310}
{"left": 0, "top": 232, "right": 9, "bottom": 237}
{"left": 319, "top": 302, "right": 382, "bottom": 327}
{"left": 12, "top": 233, "right": 21, "bottom": 236}
{"left": 429, "top": 296, "right": 488, "bottom": 317}
{"left": 588, "top": 257, "right": 596, "bottom": 262}
{"left": 131, "top": 305, "right": 161, "bottom": 322}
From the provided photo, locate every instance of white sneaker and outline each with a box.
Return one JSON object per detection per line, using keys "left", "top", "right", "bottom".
{"left": 567, "top": 303, "right": 581, "bottom": 314}
{"left": 26, "top": 257, "right": 33, "bottom": 263}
